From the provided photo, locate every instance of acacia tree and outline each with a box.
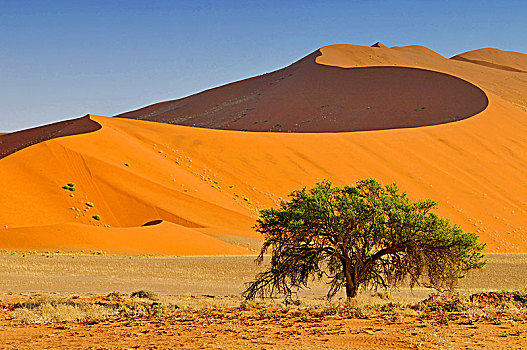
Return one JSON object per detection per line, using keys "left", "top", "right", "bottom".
{"left": 243, "top": 179, "right": 486, "bottom": 301}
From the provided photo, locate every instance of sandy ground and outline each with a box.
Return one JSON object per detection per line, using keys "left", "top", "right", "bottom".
{"left": 0, "top": 253, "right": 525, "bottom": 297}
{"left": 3, "top": 305, "right": 527, "bottom": 349}
{"left": 0, "top": 253, "right": 527, "bottom": 349}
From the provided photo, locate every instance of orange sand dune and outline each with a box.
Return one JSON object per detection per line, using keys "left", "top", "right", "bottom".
{"left": 0, "top": 221, "right": 249, "bottom": 255}
{"left": 1, "top": 43, "right": 527, "bottom": 254}
{"left": 452, "top": 48, "right": 527, "bottom": 73}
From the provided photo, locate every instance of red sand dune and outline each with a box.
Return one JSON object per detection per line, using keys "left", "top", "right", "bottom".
{"left": 116, "top": 52, "right": 488, "bottom": 132}
{"left": 0, "top": 115, "right": 101, "bottom": 160}
{"left": 1, "top": 43, "right": 526, "bottom": 254}
{"left": 452, "top": 48, "right": 527, "bottom": 73}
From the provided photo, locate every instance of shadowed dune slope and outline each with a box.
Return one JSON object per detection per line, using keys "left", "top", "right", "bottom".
{"left": 0, "top": 115, "right": 101, "bottom": 160}
{"left": 1, "top": 43, "right": 527, "bottom": 254}
{"left": 451, "top": 48, "right": 527, "bottom": 73}
{"left": 116, "top": 52, "right": 488, "bottom": 132}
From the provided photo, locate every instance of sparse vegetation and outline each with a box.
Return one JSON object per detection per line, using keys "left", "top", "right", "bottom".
{"left": 92, "top": 215, "right": 101, "bottom": 221}
{"left": 124, "top": 163, "right": 130, "bottom": 167}
{"left": 62, "top": 182, "right": 76, "bottom": 192}
{"left": 131, "top": 290, "right": 158, "bottom": 301}
{"left": 244, "top": 179, "right": 486, "bottom": 302}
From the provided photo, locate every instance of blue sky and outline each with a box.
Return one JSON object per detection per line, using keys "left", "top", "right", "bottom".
{"left": 1, "top": 0, "right": 526, "bottom": 132}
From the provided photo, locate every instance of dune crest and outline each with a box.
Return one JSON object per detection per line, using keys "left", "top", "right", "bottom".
{"left": 452, "top": 48, "right": 527, "bottom": 73}
{"left": 0, "top": 115, "right": 101, "bottom": 160}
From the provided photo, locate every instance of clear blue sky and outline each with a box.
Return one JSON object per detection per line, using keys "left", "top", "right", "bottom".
{"left": 1, "top": 0, "right": 525, "bottom": 132}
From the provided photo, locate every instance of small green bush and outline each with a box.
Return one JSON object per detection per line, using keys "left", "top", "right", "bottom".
{"left": 92, "top": 215, "right": 101, "bottom": 221}
{"left": 124, "top": 163, "right": 130, "bottom": 167}
{"left": 62, "top": 183, "right": 76, "bottom": 191}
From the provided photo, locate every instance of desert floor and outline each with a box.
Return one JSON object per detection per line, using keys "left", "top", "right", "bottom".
{"left": 0, "top": 253, "right": 526, "bottom": 349}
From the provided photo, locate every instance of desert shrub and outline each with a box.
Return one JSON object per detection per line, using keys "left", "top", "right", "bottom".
{"left": 92, "top": 215, "right": 101, "bottom": 221}
{"left": 130, "top": 290, "right": 158, "bottom": 301}
{"left": 62, "top": 182, "right": 76, "bottom": 191}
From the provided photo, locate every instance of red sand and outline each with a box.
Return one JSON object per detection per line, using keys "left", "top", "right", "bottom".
{"left": 116, "top": 53, "right": 488, "bottom": 132}
{"left": 0, "top": 43, "right": 526, "bottom": 254}
{"left": 0, "top": 115, "right": 101, "bottom": 160}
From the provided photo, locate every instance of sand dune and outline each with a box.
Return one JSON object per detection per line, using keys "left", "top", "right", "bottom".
{"left": 452, "top": 48, "right": 527, "bottom": 73}
{"left": 1, "top": 43, "right": 526, "bottom": 254}
{"left": 116, "top": 52, "right": 488, "bottom": 132}
{"left": 0, "top": 221, "right": 249, "bottom": 255}
{"left": 0, "top": 115, "right": 101, "bottom": 160}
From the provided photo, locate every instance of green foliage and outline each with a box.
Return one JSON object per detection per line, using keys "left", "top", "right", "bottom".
{"left": 243, "top": 179, "right": 486, "bottom": 302}
{"left": 62, "top": 183, "right": 76, "bottom": 191}
{"left": 92, "top": 215, "right": 101, "bottom": 221}
{"left": 124, "top": 163, "right": 130, "bottom": 167}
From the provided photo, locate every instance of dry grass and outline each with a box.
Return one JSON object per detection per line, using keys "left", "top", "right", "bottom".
{"left": 0, "top": 253, "right": 525, "bottom": 300}
{"left": 13, "top": 302, "right": 114, "bottom": 324}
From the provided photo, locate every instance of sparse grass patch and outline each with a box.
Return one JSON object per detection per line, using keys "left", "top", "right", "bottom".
{"left": 13, "top": 302, "right": 114, "bottom": 324}
{"left": 131, "top": 290, "right": 158, "bottom": 301}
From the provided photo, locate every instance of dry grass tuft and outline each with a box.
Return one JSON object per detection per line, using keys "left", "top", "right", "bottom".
{"left": 13, "top": 303, "right": 113, "bottom": 324}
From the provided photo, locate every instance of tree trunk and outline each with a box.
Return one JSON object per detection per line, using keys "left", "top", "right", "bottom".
{"left": 343, "top": 262, "right": 358, "bottom": 299}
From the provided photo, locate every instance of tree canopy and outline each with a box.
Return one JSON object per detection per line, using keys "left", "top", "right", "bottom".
{"left": 243, "top": 179, "right": 486, "bottom": 302}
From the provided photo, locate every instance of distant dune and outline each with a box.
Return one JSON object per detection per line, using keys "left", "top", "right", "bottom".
{"left": 452, "top": 48, "right": 527, "bottom": 73}
{"left": 0, "top": 115, "right": 101, "bottom": 160}
{"left": 1, "top": 43, "right": 526, "bottom": 254}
